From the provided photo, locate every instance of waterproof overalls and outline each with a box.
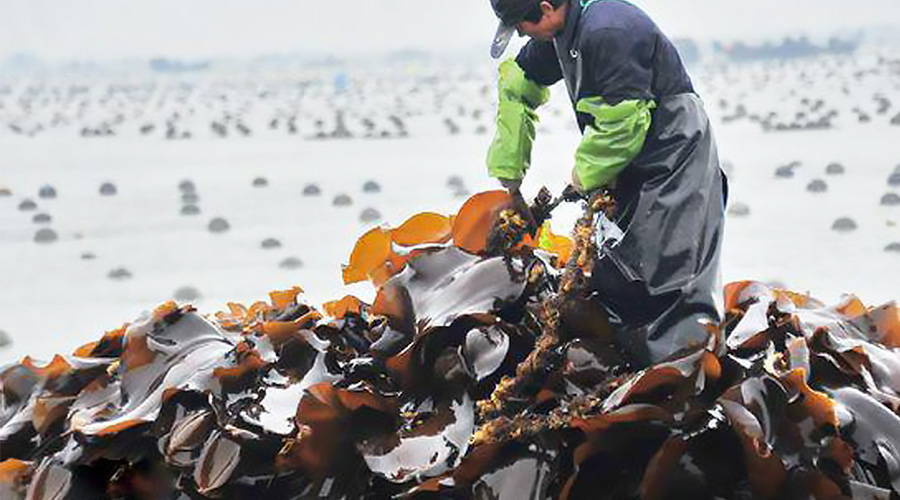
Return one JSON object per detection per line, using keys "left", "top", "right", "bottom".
{"left": 486, "top": 0, "right": 728, "bottom": 366}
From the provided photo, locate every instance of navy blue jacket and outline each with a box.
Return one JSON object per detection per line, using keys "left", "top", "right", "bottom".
{"left": 515, "top": 0, "right": 694, "bottom": 129}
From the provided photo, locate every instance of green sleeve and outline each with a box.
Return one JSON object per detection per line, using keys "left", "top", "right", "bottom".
{"left": 574, "top": 97, "right": 655, "bottom": 192}
{"left": 486, "top": 59, "right": 551, "bottom": 182}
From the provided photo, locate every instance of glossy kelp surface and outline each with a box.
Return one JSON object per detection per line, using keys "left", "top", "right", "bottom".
{"left": 1, "top": 191, "right": 899, "bottom": 500}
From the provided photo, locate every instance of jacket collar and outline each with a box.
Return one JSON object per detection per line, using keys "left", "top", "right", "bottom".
{"left": 556, "top": 0, "right": 583, "bottom": 52}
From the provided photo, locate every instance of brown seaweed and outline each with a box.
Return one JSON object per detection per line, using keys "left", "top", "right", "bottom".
{"left": 1, "top": 190, "right": 899, "bottom": 500}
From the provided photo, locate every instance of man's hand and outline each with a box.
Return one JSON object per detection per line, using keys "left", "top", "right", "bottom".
{"left": 571, "top": 167, "right": 585, "bottom": 194}
{"left": 571, "top": 166, "right": 615, "bottom": 198}
{"left": 509, "top": 188, "right": 538, "bottom": 234}
{"left": 498, "top": 178, "right": 537, "bottom": 234}
{"left": 561, "top": 184, "right": 584, "bottom": 203}
{"left": 499, "top": 178, "right": 522, "bottom": 192}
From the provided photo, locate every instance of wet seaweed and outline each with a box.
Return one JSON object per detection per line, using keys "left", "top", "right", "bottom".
{"left": 1, "top": 190, "right": 899, "bottom": 500}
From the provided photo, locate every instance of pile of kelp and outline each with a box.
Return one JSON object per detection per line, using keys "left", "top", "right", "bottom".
{"left": 2, "top": 190, "right": 899, "bottom": 500}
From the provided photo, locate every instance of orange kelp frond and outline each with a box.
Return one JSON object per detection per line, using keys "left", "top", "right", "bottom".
{"left": 343, "top": 227, "right": 393, "bottom": 285}
{"left": 215, "top": 302, "right": 250, "bottom": 331}
{"left": 270, "top": 286, "right": 305, "bottom": 312}
{"left": 535, "top": 221, "right": 574, "bottom": 266}
{"left": 121, "top": 332, "right": 156, "bottom": 372}
{"left": 723, "top": 281, "right": 758, "bottom": 311}
{"left": 322, "top": 295, "right": 368, "bottom": 319}
{"left": 391, "top": 212, "right": 453, "bottom": 246}
{"left": 342, "top": 213, "right": 455, "bottom": 286}
{"left": 72, "top": 341, "right": 100, "bottom": 359}
{"left": 93, "top": 419, "right": 147, "bottom": 436}
{"left": 451, "top": 190, "right": 512, "bottom": 255}
{"left": 151, "top": 302, "right": 194, "bottom": 327}
{"left": 72, "top": 323, "right": 128, "bottom": 358}
{"left": 342, "top": 191, "right": 514, "bottom": 286}
{"left": 850, "top": 301, "right": 900, "bottom": 348}
{"left": 246, "top": 301, "right": 273, "bottom": 324}
{"left": 212, "top": 341, "right": 268, "bottom": 391}
{"left": 32, "top": 395, "right": 74, "bottom": 434}
{"left": 228, "top": 302, "right": 249, "bottom": 320}
{"left": 780, "top": 368, "right": 839, "bottom": 430}
{"left": 20, "top": 355, "right": 73, "bottom": 379}
{"left": 834, "top": 295, "right": 868, "bottom": 318}
{"left": 152, "top": 301, "right": 180, "bottom": 322}
{"left": 212, "top": 287, "right": 311, "bottom": 333}
{"left": 259, "top": 310, "right": 322, "bottom": 345}
{"left": 771, "top": 289, "right": 824, "bottom": 309}
{"left": 0, "top": 459, "right": 31, "bottom": 487}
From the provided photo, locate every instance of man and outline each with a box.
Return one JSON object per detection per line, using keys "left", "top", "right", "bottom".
{"left": 486, "top": 0, "right": 728, "bottom": 366}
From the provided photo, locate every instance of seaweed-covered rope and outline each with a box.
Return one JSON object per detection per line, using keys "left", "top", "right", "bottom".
{"left": 476, "top": 191, "right": 616, "bottom": 423}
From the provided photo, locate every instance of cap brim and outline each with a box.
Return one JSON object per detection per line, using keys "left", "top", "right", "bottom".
{"left": 490, "top": 22, "right": 515, "bottom": 59}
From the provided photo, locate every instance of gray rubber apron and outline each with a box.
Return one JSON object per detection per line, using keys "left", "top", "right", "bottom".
{"left": 593, "top": 93, "right": 727, "bottom": 366}
{"left": 551, "top": 0, "right": 727, "bottom": 366}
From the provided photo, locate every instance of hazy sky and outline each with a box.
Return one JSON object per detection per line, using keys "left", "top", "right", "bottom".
{"left": 2, "top": 0, "right": 899, "bottom": 61}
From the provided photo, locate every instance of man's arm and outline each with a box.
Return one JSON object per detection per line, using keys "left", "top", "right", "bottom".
{"left": 572, "top": 26, "right": 657, "bottom": 193}
{"left": 486, "top": 39, "right": 562, "bottom": 187}
{"left": 573, "top": 97, "right": 654, "bottom": 192}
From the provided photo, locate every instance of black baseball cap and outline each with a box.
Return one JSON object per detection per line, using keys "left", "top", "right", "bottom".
{"left": 490, "top": 0, "right": 538, "bottom": 58}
